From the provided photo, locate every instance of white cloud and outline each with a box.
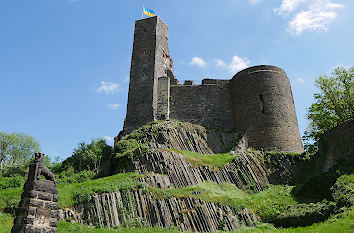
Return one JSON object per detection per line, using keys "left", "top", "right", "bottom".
{"left": 288, "top": 1, "right": 344, "bottom": 35}
{"left": 273, "top": 0, "right": 344, "bottom": 35}
{"left": 95, "top": 81, "right": 119, "bottom": 94}
{"left": 214, "top": 59, "right": 226, "bottom": 67}
{"left": 249, "top": 0, "right": 263, "bottom": 5}
{"left": 215, "top": 56, "right": 250, "bottom": 74}
{"left": 103, "top": 136, "right": 114, "bottom": 143}
{"left": 274, "top": 0, "right": 309, "bottom": 15}
{"left": 297, "top": 78, "right": 305, "bottom": 83}
{"left": 190, "top": 57, "right": 206, "bottom": 67}
{"left": 105, "top": 103, "right": 121, "bottom": 110}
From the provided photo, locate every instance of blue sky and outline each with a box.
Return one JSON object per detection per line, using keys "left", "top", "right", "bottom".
{"left": 1, "top": 0, "right": 353, "bottom": 161}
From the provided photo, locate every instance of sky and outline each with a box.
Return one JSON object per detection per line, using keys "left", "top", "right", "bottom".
{"left": 1, "top": 0, "right": 353, "bottom": 161}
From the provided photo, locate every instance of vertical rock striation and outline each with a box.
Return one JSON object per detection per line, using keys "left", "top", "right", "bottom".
{"left": 62, "top": 189, "right": 257, "bottom": 232}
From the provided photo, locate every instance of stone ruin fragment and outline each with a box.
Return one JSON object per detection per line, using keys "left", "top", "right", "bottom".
{"left": 11, "top": 152, "right": 58, "bottom": 233}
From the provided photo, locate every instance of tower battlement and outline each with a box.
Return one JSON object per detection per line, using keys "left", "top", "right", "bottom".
{"left": 122, "top": 16, "right": 304, "bottom": 153}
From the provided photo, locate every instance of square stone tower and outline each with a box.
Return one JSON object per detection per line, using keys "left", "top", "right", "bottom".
{"left": 123, "top": 16, "right": 174, "bottom": 134}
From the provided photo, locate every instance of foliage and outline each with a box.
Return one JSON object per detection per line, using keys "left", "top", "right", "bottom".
{"left": 0, "top": 175, "right": 25, "bottom": 190}
{"left": 150, "top": 181, "right": 341, "bottom": 227}
{"left": 58, "top": 221, "right": 184, "bottom": 233}
{"left": 58, "top": 173, "right": 142, "bottom": 207}
{"left": 1, "top": 208, "right": 354, "bottom": 233}
{"left": 60, "top": 138, "right": 112, "bottom": 174}
{"left": 169, "top": 149, "right": 236, "bottom": 170}
{"left": 0, "top": 212, "right": 13, "bottom": 233}
{"left": 56, "top": 170, "right": 95, "bottom": 185}
{"left": 331, "top": 174, "right": 354, "bottom": 208}
{"left": 303, "top": 66, "right": 354, "bottom": 152}
{"left": 110, "top": 138, "right": 149, "bottom": 174}
{"left": 0, "top": 132, "right": 41, "bottom": 170}
{"left": 271, "top": 200, "right": 336, "bottom": 227}
{"left": 0, "top": 187, "right": 21, "bottom": 213}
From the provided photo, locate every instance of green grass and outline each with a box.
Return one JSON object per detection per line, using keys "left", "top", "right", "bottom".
{"left": 1, "top": 207, "right": 353, "bottom": 233}
{"left": 58, "top": 221, "right": 185, "bottom": 233}
{"left": 58, "top": 172, "right": 142, "bottom": 207}
{"left": 0, "top": 212, "right": 13, "bottom": 233}
{"left": 150, "top": 181, "right": 297, "bottom": 221}
{"left": 150, "top": 181, "right": 339, "bottom": 226}
{"left": 0, "top": 173, "right": 142, "bottom": 211}
{"left": 169, "top": 149, "right": 236, "bottom": 169}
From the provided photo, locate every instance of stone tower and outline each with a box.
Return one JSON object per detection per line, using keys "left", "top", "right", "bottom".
{"left": 230, "top": 65, "right": 304, "bottom": 153}
{"left": 123, "top": 16, "right": 175, "bottom": 134}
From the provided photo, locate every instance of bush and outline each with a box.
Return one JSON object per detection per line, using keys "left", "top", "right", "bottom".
{"left": 0, "top": 176, "right": 25, "bottom": 190}
{"left": 271, "top": 200, "right": 336, "bottom": 227}
{"left": 56, "top": 170, "right": 95, "bottom": 185}
{"left": 331, "top": 174, "right": 354, "bottom": 208}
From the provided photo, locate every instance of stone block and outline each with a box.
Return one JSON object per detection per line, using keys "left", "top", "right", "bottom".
{"left": 38, "top": 192, "right": 53, "bottom": 201}
{"left": 36, "top": 208, "right": 51, "bottom": 218}
{"left": 50, "top": 219, "right": 58, "bottom": 227}
{"left": 25, "top": 180, "right": 57, "bottom": 194}
{"left": 50, "top": 210, "right": 58, "bottom": 219}
{"left": 52, "top": 194, "right": 58, "bottom": 202}
{"left": 28, "top": 206, "right": 37, "bottom": 216}
{"left": 28, "top": 198, "right": 44, "bottom": 208}
{"left": 45, "top": 202, "right": 58, "bottom": 210}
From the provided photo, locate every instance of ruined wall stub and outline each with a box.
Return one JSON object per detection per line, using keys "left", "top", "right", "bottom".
{"left": 12, "top": 153, "right": 58, "bottom": 233}
{"left": 157, "top": 76, "right": 170, "bottom": 120}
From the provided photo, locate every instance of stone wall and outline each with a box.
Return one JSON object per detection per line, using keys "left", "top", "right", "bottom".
{"left": 12, "top": 180, "right": 58, "bottom": 233}
{"left": 316, "top": 119, "right": 354, "bottom": 172}
{"left": 230, "top": 65, "right": 304, "bottom": 153}
{"left": 156, "top": 76, "right": 170, "bottom": 120}
{"left": 170, "top": 80, "right": 234, "bottom": 129}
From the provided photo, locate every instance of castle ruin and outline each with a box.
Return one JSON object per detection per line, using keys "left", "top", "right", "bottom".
{"left": 121, "top": 16, "right": 303, "bottom": 153}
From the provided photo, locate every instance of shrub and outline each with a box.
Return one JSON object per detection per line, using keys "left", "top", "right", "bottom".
{"left": 0, "top": 176, "right": 25, "bottom": 190}
{"left": 331, "top": 174, "right": 354, "bottom": 208}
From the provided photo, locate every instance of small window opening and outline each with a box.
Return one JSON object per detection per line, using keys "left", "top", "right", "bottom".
{"left": 141, "top": 74, "right": 146, "bottom": 79}
{"left": 142, "top": 50, "right": 147, "bottom": 56}
{"left": 260, "top": 94, "right": 264, "bottom": 114}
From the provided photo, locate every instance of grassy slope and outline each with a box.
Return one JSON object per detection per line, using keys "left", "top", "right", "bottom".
{"left": 1, "top": 207, "right": 352, "bottom": 233}
{"left": 169, "top": 149, "right": 236, "bottom": 169}
{"left": 150, "top": 181, "right": 298, "bottom": 221}
{"left": 0, "top": 173, "right": 142, "bottom": 211}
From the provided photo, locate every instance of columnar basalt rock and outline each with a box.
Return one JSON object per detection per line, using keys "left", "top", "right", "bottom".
{"left": 61, "top": 189, "right": 257, "bottom": 232}
{"left": 12, "top": 153, "right": 58, "bottom": 233}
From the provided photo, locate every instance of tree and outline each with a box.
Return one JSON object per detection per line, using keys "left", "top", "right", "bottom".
{"left": 303, "top": 66, "right": 354, "bottom": 151}
{"left": 0, "top": 132, "right": 41, "bottom": 170}
{"left": 60, "top": 138, "right": 112, "bottom": 174}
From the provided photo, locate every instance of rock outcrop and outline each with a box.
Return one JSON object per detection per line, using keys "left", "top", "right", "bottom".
{"left": 115, "top": 121, "right": 270, "bottom": 192}
{"left": 61, "top": 188, "right": 257, "bottom": 232}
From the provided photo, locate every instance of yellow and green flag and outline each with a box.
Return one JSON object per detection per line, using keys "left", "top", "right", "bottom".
{"left": 144, "top": 8, "right": 155, "bottom": 17}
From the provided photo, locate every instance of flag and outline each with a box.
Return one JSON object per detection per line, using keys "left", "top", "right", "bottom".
{"left": 144, "top": 8, "right": 155, "bottom": 17}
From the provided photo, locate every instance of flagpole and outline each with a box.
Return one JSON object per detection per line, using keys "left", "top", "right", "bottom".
{"left": 142, "top": 5, "right": 144, "bottom": 19}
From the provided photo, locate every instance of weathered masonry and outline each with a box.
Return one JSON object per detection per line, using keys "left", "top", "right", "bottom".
{"left": 122, "top": 16, "right": 304, "bottom": 153}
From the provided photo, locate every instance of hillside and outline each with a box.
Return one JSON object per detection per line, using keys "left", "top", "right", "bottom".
{"left": 1, "top": 119, "right": 353, "bottom": 232}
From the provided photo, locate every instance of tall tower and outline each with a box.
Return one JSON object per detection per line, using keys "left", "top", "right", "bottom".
{"left": 123, "top": 16, "right": 174, "bottom": 134}
{"left": 230, "top": 65, "right": 304, "bottom": 153}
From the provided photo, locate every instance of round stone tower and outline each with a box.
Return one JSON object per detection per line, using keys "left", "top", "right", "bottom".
{"left": 230, "top": 65, "right": 304, "bottom": 153}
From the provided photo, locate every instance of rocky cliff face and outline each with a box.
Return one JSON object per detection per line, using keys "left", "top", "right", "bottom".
{"left": 61, "top": 120, "right": 309, "bottom": 232}
{"left": 116, "top": 120, "right": 270, "bottom": 192}
{"left": 61, "top": 188, "right": 257, "bottom": 232}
